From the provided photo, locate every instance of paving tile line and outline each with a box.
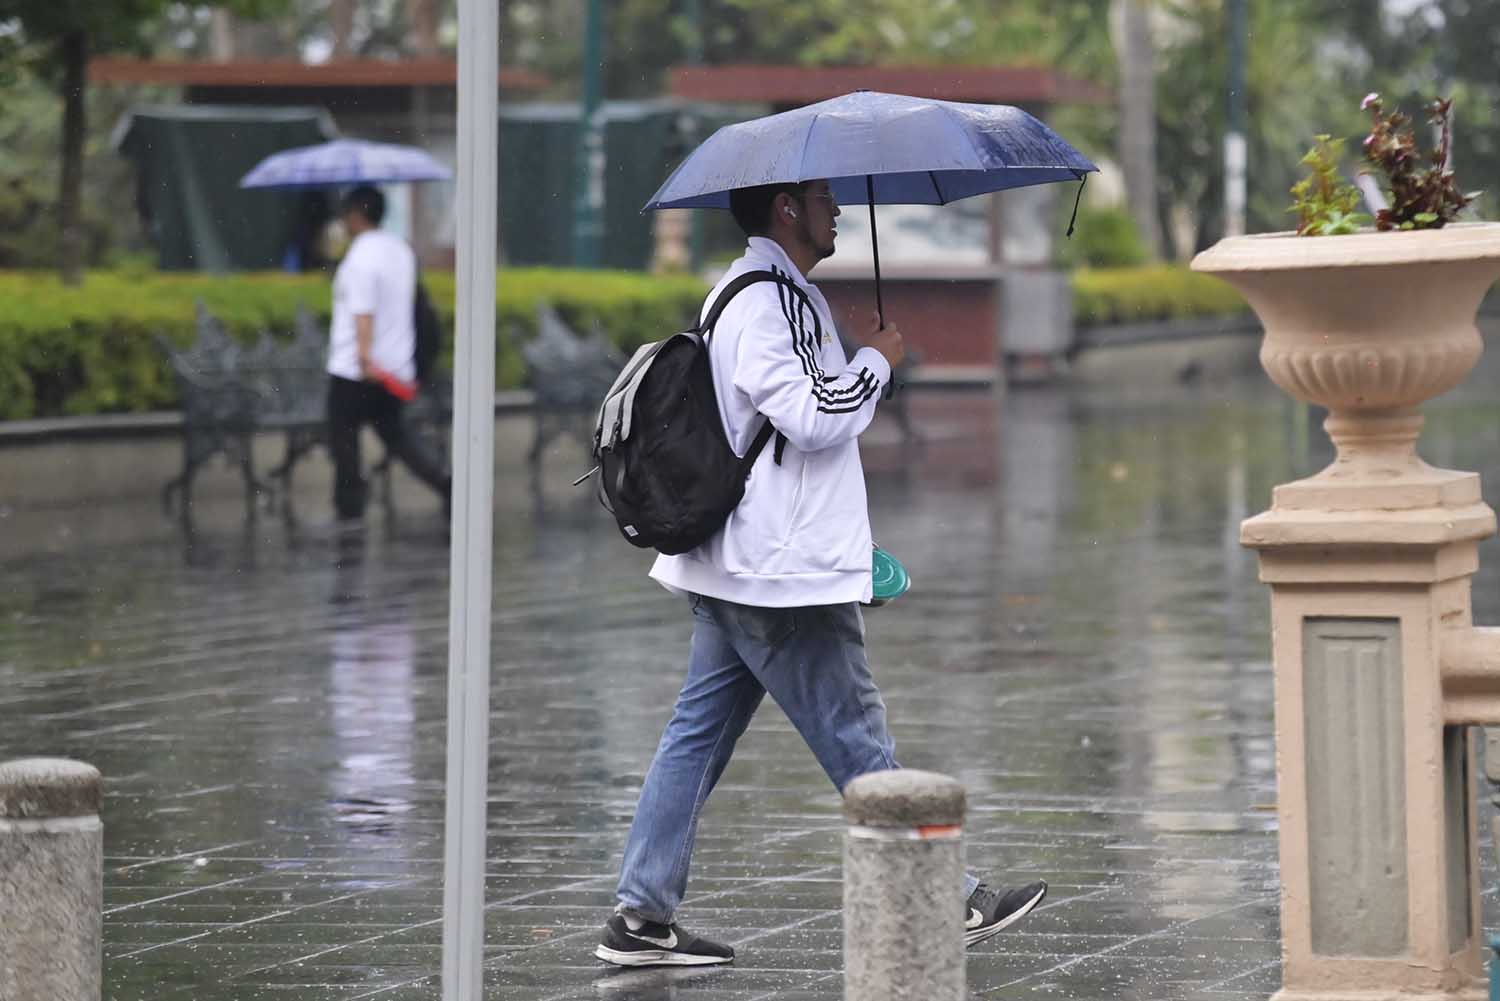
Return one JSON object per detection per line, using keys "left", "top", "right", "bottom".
{"left": 109, "top": 880, "right": 421, "bottom": 960}
{"left": 520, "top": 877, "right": 1121, "bottom": 1001}
{"left": 740, "top": 819, "right": 1251, "bottom": 893}
{"left": 18, "top": 587, "right": 664, "bottom": 720}
{"left": 223, "top": 873, "right": 626, "bottom": 1001}
{"left": 517, "top": 864, "right": 849, "bottom": 1001}
{"left": 104, "top": 873, "right": 264, "bottom": 915}
{"left": 522, "top": 909, "right": 840, "bottom": 1001}
{"left": 758, "top": 969, "right": 841, "bottom": 1001}
{"left": 219, "top": 873, "right": 621, "bottom": 984}
{"left": 33, "top": 673, "right": 315, "bottom": 722}
{"left": 716, "top": 899, "right": 847, "bottom": 998}
{"left": 10, "top": 592, "right": 439, "bottom": 690}
{"left": 8, "top": 601, "right": 352, "bottom": 666}
{"left": 712, "top": 889, "right": 1278, "bottom": 1001}
{"left": 990, "top": 671, "right": 1147, "bottom": 710}
{"left": 62, "top": 718, "right": 158, "bottom": 740}
{"left": 974, "top": 895, "right": 1271, "bottom": 995}
{"left": 109, "top": 840, "right": 263, "bottom": 875}
{"left": 25, "top": 629, "right": 403, "bottom": 711}
{"left": 1200, "top": 957, "right": 1281, "bottom": 992}
{"left": 346, "top": 974, "right": 440, "bottom": 999}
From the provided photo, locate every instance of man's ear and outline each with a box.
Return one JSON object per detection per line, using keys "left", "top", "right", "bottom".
{"left": 772, "top": 192, "right": 798, "bottom": 223}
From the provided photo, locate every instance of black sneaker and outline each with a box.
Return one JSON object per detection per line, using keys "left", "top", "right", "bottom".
{"left": 595, "top": 913, "right": 735, "bottom": 967}
{"left": 965, "top": 880, "right": 1047, "bottom": 947}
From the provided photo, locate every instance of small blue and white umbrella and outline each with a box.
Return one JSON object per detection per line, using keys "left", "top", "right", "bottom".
{"left": 644, "top": 91, "right": 1098, "bottom": 322}
{"left": 239, "top": 138, "right": 452, "bottom": 190}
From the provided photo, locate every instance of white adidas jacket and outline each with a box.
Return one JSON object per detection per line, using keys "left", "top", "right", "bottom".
{"left": 650, "top": 237, "right": 891, "bottom": 608}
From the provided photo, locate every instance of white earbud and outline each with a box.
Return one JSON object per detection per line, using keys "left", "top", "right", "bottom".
{"left": 786, "top": 207, "right": 798, "bottom": 219}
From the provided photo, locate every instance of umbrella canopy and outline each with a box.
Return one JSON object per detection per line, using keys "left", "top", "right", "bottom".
{"left": 643, "top": 90, "right": 1096, "bottom": 211}
{"left": 239, "top": 138, "right": 452, "bottom": 190}
{"left": 644, "top": 90, "right": 1097, "bottom": 326}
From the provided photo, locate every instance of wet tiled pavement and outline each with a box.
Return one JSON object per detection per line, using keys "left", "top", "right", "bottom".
{"left": 6, "top": 371, "right": 1500, "bottom": 1000}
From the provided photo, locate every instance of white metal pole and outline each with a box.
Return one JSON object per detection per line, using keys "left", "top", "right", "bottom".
{"left": 1223, "top": 131, "right": 1246, "bottom": 237}
{"left": 442, "top": 0, "right": 498, "bottom": 996}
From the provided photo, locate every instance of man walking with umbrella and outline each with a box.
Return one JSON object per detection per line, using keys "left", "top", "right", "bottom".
{"left": 325, "top": 185, "right": 451, "bottom": 523}
{"left": 595, "top": 176, "right": 1047, "bottom": 968}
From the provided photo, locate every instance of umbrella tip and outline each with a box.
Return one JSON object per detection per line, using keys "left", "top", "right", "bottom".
{"left": 1065, "top": 176, "right": 1087, "bottom": 238}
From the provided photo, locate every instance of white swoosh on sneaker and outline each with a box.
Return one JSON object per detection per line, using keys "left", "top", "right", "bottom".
{"left": 627, "top": 929, "right": 678, "bottom": 949}
{"left": 966, "top": 908, "right": 984, "bottom": 930}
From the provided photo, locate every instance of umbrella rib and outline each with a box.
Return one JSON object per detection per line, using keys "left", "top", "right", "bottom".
{"left": 943, "top": 103, "right": 995, "bottom": 177}
{"left": 928, "top": 170, "right": 945, "bottom": 206}
{"left": 935, "top": 105, "right": 1093, "bottom": 181}
{"left": 795, "top": 112, "right": 823, "bottom": 187}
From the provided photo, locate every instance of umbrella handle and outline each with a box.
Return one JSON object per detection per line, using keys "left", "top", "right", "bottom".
{"left": 866, "top": 174, "right": 884, "bottom": 329}
{"left": 867, "top": 173, "right": 900, "bottom": 403}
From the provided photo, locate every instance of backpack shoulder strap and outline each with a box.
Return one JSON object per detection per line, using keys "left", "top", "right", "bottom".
{"left": 697, "top": 269, "right": 807, "bottom": 337}
{"left": 700, "top": 269, "right": 811, "bottom": 472}
{"left": 739, "top": 418, "right": 777, "bottom": 474}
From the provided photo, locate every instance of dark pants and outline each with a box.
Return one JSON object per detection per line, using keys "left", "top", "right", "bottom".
{"left": 327, "top": 375, "right": 450, "bottom": 519}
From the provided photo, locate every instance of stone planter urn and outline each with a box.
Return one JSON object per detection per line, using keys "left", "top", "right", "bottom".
{"left": 1193, "top": 223, "right": 1500, "bottom": 1001}
{"left": 1196, "top": 224, "right": 1500, "bottom": 533}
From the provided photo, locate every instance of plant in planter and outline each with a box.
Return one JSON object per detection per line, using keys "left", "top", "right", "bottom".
{"left": 1288, "top": 134, "right": 1370, "bottom": 235}
{"left": 1359, "top": 92, "right": 1480, "bottom": 230}
{"left": 1288, "top": 94, "right": 1481, "bottom": 236}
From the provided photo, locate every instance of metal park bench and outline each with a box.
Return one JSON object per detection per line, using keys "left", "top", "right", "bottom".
{"left": 159, "top": 304, "right": 452, "bottom": 517}
{"left": 521, "top": 303, "right": 624, "bottom": 470}
{"left": 160, "top": 298, "right": 621, "bottom": 515}
{"left": 158, "top": 306, "right": 272, "bottom": 514}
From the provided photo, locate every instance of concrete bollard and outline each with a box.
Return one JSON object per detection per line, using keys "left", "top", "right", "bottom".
{"left": 0, "top": 758, "right": 104, "bottom": 1001}
{"left": 843, "top": 768, "right": 965, "bottom": 1001}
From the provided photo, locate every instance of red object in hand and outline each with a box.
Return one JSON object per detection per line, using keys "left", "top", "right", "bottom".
{"left": 369, "top": 365, "right": 418, "bottom": 401}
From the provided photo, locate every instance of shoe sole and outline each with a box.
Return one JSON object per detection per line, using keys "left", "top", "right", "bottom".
{"left": 595, "top": 944, "right": 734, "bottom": 967}
{"left": 964, "top": 884, "right": 1048, "bottom": 948}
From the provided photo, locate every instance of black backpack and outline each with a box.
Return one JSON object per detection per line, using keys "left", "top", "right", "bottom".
{"left": 412, "top": 280, "right": 442, "bottom": 385}
{"left": 583, "top": 270, "right": 812, "bottom": 555}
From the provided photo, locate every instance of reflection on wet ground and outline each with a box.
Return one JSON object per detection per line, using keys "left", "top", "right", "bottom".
{"left": 5, "top": 364, "right": 1500, "bottom": 1000}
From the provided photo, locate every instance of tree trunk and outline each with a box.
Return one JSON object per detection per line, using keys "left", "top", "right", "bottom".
{"left": 210, "top": 9, "right": 235, "bottom": 60}
{"left": 1111, "top": 0, "right": 1164, "bottom": 260}
{"left": 58, "top": 30, "right": 87, "bottom": 286}
{"left": 331, "top": 0, "right": 355, "bottom": 57}
{"left": 407, "top": 0, "right": 439, "bottom": 56}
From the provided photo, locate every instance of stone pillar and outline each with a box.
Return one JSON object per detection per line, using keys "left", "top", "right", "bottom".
{"left": 0, "top": 758, "right": 104, "bottom": 1001}
{"left": 1192, "top": 227, "right": 1500, "bottom": 1001}
{"left": 1246, "top": 486, "right": 1488, "bottom": 1001}
{"left": 843, "top": 769, "right": 965, "bottom": 1001}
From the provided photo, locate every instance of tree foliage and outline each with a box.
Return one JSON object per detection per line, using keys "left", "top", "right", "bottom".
{"left": 0, "top": 65, "right": 146, "bottom": 268}
{"left": 501, "top": 0, "right": 1115, "bottom": 101}
{"left": 0, "top": 0, "right": 287, "bottom": 280}
{"left": 4, "top": 0, "right": 1496, "bottom": 271}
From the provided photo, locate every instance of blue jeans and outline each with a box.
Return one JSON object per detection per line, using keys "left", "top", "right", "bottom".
{"left": 615, "top": 594, "right": 978, "bottom": 923}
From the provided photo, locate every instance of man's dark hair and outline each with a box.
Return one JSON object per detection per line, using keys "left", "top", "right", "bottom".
{"left": 341, "top": 185, "right": 386, "bottom": 226}
{"left": 729, "top": 181, "right": 807, "bottom": 237}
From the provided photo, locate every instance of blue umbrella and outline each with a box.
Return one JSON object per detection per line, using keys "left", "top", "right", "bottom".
{"left": 239, "top": 138, "right": 452, "bottom": 190}
{"left": 644, "top": 90, "right": 1098, "bottom": 322}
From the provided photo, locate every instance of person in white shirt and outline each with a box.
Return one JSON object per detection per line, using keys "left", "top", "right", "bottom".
{"left": 325, "top": 186, "right": 450, "bottom": 522}
{"left": 595, "top": 179, "right": 1047, "bottom": 969}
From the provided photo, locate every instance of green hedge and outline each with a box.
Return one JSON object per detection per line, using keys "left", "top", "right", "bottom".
{"left": 0, "top": 265, "right": 1250, "bottom": 421}
{"left": 0, "top": 268, "right": 707, "bottom": 420}
{"left": 1072, "top": 266, "right": 1249, "bottom": 327}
